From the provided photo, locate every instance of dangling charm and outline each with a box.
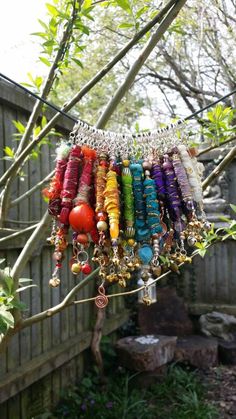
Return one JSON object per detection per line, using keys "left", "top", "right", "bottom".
{"left": 95, "top": 284, "right": 109, "bottom": 308}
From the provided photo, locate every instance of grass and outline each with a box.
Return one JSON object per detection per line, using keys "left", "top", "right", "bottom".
{"left": 44, "top": 363, "right": 219, "bottom": 419}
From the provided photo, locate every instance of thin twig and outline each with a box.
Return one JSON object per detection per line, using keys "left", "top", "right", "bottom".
{"left": 21, "top": 267, "right": 99, "bottom": 329}
{"left": 11, "top": 211, "right": 51, "bottom": 286}
{"left": 0, "top": 0, "right": 177, "bottom": 188}
{"left": 197, "top": 136, "right": 236, "bottom": 157}
{"left": 202, "top": 145, "right": 236, "bottom": 190}
{"left": 10, "top": 170, "right": 55, "bottom": 207}
{"left": 96, "top": 0, "right": 187, "bottom": 128}
{"left": 0, "top": 225, "right": 38, "bottom": 244}
{"left": 0, "top": 1, "right": 79, "bottom": 224}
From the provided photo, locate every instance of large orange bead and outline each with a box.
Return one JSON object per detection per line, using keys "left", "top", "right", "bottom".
{"left": 69, "top": 203, "right": 95, "bottom": 233}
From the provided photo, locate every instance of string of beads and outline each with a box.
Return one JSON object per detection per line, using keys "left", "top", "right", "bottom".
{"left": 43, "top": 121, "right": 210, "bottom": 306}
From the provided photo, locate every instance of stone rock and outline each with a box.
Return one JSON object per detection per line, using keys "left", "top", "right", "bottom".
{"left": 138, "top": 287, "right": 194, "bottom": 336}
{"left": 199, "top": 311, "right": 236, "bottom": 341}
{"left": 219, "top": 340, "right": 236, "bottom": 365}
{"left": 116, "top": 335, "right": 177, "bottom": 372}
{"left": 174, "top": 335, "right": 218, "bottom": 369}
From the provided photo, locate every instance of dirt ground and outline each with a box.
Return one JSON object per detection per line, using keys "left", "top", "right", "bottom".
{"left": 199, "top": 365, "right": 236, "bottom": 418}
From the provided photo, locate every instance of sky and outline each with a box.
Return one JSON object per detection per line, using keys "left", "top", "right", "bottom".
{"left": 0, "top": 0, "right": 48, "bottom": 82}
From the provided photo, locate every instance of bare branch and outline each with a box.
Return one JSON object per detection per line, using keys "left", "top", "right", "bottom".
{"left": 202, "top": 146, "right": 236, "bottom": 190}
{"left": 197, "top": 136, "right": 236, "bottom": 157}
{"left": 0, "top": 224, "right": 38, "bottom": 244}
{"left": 96, "top": 0, "right": 188, "bottom": 128}
{"left": 21, "top": 267, "right": 100, "bottom": 329}
{"left": 11, "top": 211, "right": 51, "bottom": 286}
{"left": 10, "top": 170, "right": 55, "bottom": 207}
{"left": 0, "top": 0, "right": 177, "bottom": 188}
{"left": 15, "top": 1, "right": 80, "bottom": 157}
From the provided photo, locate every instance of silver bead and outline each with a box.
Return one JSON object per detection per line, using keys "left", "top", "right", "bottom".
{"left": 204, "top": 221, "right": 212, "bottom": 232}
{"left": 187, "top": 236, "right": 197, "bottom": 247}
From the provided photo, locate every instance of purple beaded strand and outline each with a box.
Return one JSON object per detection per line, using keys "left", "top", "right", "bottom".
{"left": 162, "top": 154, "right": 183, "bottom": 230}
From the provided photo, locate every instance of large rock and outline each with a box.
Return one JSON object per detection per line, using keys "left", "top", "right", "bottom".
{"left": 174, "top": 335, "right": 218, "bottom": 369}
{"left": 138, "top": 287, "right": 193, "bottom": 337}
{"left": 116, "top": 335, "right": 177, "bottom": 372}
{"left": 219, "top": 340, "right": 236, "bottom": 365}
{"left": 200, "top": 311, "right": 236, "bottom": 341}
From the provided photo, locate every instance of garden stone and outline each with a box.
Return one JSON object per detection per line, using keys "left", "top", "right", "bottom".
{"left": 199, "top": 311, "right": 236, "bottom": 341}
{"left": 174, "top": 335, "right": 218, "bottom": 368}
{"left": 218, "top": 339, "right": 236, "bottom": 365}
{"left": 115, "top": 335, "right": 177, "bottom": 371}
{"left": 138, "top": 287, "right": 194, "bottom": 336}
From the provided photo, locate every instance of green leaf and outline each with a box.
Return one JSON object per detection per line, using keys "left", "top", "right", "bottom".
{"left": 230, "top": 204, "right": 236, "bottom": 213}
{"left": 84, "top": 0, "right": 92, "bottom": 8}
{"left": 12, "top": 120, "right": 26, "bottom": 134}
{"left": 46, "top": 3, "right": 59, "bottom": 16}
{"left": 39, "top": 56, "right": 51, "bottom": 67}
{"left": 136, "top": 6, "right": 148, "bottom": 19}
{"left": 41, "top": 115, "right": 47, "bottom": 128}
{"left": 72, "top": 58, "right": 84, "bottom": 68}
{"left": 0, "top": 309, "right": 14, "bottom": 328}
{"left": 4, "top": 146, "right": 14, "bottom": 158}
{"left": 115, "top": 0, "right": 132, "bottom": 13}
{"left": 38, "top": 19, "right": 49, "bottom": 31}
{"left": 118, "top": 22, "right": 134, "bottom": 29}
{"left": 3, "top": 276, "right": 14, "bottom": 294}
{"left": 0, "top": 259, "right": 5, "bottom": 266}
{"left": 31, "top": 32, "right": 49, "bottom": 39}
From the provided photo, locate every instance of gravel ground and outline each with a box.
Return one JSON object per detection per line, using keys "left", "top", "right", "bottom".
{"left": 199, "top": 365, "right": 236, "bottom": 418}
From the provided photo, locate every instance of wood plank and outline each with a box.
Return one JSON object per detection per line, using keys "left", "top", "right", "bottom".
{"left": 0, "top": 79, "right": 73, "bottom": 132}
{"left": 3, "top": 106, "right": 18, "bottom": 226}
{"left": 7, "top": 394, "right": 20, "bottom": 419}
{"left": 60, "top": 249, "right": 70, "bottom": 343}
{"left": 0, "top": 310, "right": 129, "bottom": 404}
{"left": 19, "top": 387, "right": 31, "bottom": 419}
{"left": 19, "top": 262, "right": 31, "bottom": 367}
{"left": 6, "top": 250, "right": 20, "bottom": 375}
{"left": 0, "top": 250, "right": 8, "bottom": 380}
{"left": 215, "top": 242, "right": 229, "bottom": 303}
{"left": 203, "top": 245, "right": 216, "bottom": 303}
{"left": 16, "top": 110, "right": 30, "bottom": 226}
{"left": 51, "top": 368, "right": 61, "bottom": 406}
{"left": 41, "top": 247, "right": 52, "bottom": 352}
{"left": 30, "top": 254, "right": 43, "bottom": 358}
{"left": 0, "top": 402, "right": 8, "bottom": 419}
{"left": 228, "top": 240, "right": 236, "bottom": 305}
{"left": 0, "top": 104, "right": 5, "bottom": 176}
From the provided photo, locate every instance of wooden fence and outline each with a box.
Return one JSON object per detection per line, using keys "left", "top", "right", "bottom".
{"left": 182, "top": 150, "right": 236, "bottom": 315}
{"left": 0, "top": 79, "right": 236, "bottom": 418}
{"left": 0, "top": 80, "right": 128, "bottom": 418}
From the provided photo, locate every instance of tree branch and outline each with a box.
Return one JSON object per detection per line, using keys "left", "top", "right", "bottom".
{"left": 20, "top": 267, "right": 99, "bottom": 329}
{"left": 202, "top": 145, "right": 236, "bottom": 190}
{"left": 0, "top": 224, "right": 38, "bottom": 244}
{"left": 10, "top": 170, "right": 55, "bottom": 207}
{"left": 16, "top": 2, "right": 79, "bottom": 157}
{"left": 0, "top": 0, "right": 177, "bottom": 188}
{"left": 197, "top": 136, "right": 236, "bottom": 157}
{"left": 11, "top": 211, "right": 51, "bottom": 287}
{"left": 96, "top": 0, "right": 188, "bottom": 128}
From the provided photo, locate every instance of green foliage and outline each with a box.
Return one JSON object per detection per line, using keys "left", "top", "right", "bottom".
{"left": 193, "top": 204, "right": 236, "bottom": 259}
{"left": 202, "top": 104, "right": 236, "bottom": 145}
{"left": 149, "top": 364, "right": 219, "bottom": 419}
{"left": 0, "top": 261, "right": 34, "bottom": 336}
{"left": 48, "top": 364, "right": 218, "bottom": 419}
